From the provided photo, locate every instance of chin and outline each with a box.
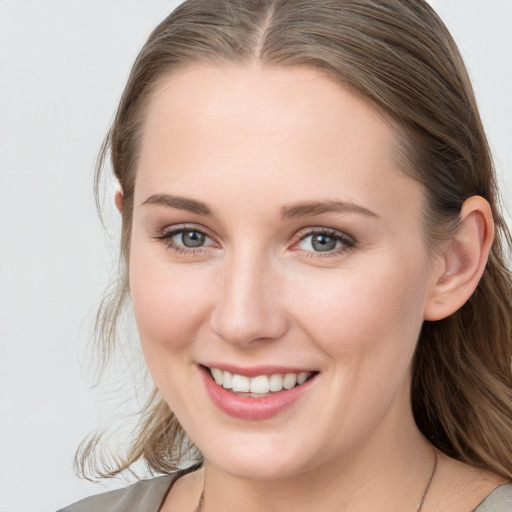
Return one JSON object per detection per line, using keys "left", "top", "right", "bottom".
{"left": 198, "top": 433, "right": 316, "bottom": 481}
{"left": 214, "top": 457, "right": 305, "bottom": 481}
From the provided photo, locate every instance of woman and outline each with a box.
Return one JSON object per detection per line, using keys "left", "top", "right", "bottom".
{"left": 60, "top": 0, "right": 512, "bottom": 510}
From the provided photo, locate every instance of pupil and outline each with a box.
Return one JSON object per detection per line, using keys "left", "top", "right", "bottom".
{"left": 182, "top": 231, "right": 205, "bottom": 248}
{"left": 312, "top": 234, "right": 336, "bottom": 252}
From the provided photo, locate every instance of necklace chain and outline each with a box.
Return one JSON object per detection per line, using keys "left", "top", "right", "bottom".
{"left": 416, "top": 449, "right": 438, "bottom": 512}
{"left": 194, "top": 449, "right": 438, "bottom": 512}
{"left": 194, "top": 489, "right": 204, "bottom": 512}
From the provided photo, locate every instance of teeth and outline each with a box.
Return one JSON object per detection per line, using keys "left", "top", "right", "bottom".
{"left": 269, "top": 374, "right": 283, "bottom": 392}
{"left": 249, "top": 375, "right": 270, "bottom": 394}
{"left": 209, "top": 368, "right": 313, "bottom": 394}
{"left": 211, "top": 368, "right": 223, "bottom": 385}
{"left": 222, "top": 370, "right": 233, "bottom": 389}
{"left": 297, "top": 372, "right": 309, "bottom": 385}
{"left": 231, "top": 374, "right": 250, "bottom": 392}
{"left": 283, "top": 373, "right": 297, "bottom": 389}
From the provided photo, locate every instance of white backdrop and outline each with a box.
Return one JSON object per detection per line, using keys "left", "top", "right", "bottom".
{"left": 0, "top": 1, "right": 510, "bottom": 511}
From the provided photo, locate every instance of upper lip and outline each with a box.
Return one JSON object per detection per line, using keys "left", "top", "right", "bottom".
{"left": 201, "top": 363, "right": 318, "bottom": 378}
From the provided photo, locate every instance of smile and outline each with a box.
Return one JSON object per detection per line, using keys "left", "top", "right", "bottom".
{"left": 201, "top": 365, "right": 318, "bottom": 420}
{"left": 209, "top": 367, "right": 313, "bottom": 396}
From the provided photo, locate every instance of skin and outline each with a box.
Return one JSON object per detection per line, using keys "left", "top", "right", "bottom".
{"left": 124, "top": 64, "right": 500, "bottom": 511}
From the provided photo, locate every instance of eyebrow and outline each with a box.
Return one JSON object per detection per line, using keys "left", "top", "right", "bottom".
{"left": 142, "top": 194, "right": 212, "bottom": 215}
{"left": 280, "top": 200, "right": 378, "bottom": 219}
{"left": 142, "top": 194, "right": 377, "bottom": 220}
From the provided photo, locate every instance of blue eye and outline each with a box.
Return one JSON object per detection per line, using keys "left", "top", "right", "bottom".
{"left": 177, "top": 230, "right": 207, "bottom": 248}
{"left": 155, "top": 226, "right": 214, "bottom": 253}
{"left": 297, "top": 230, "right": 354, "bottom": 254}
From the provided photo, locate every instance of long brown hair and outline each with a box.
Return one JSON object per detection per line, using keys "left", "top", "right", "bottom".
{"left": 78, "top": 0, "right": 512, "bottom": 480}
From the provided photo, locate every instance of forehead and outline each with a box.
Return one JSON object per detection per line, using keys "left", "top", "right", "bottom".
{"left": 142, "top": 63, "right": 393, "bottom": 157}
{"left": 135, "top": 63, "right": 423, "bottom": 222}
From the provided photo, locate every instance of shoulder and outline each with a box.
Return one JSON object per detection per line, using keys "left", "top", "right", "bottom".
{"left": 56, "top": 474, "right": 176, "bottom": 512}
{"left": 473, "top": 483, "right": 512, "bottom": 512}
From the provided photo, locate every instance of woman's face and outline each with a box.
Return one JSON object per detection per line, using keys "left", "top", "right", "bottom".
{"left": 129, "top": 64, "right": 440, "bottom": 479}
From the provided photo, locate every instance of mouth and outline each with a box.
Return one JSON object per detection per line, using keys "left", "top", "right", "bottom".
{"left": 205, "top": 366, "right": 317, "bottom": 398}
{"left": 200, "top": 364, "right": 318, "bottom": 419}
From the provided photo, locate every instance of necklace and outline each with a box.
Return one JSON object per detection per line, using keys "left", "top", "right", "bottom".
{"left": 194, "top": 489, "right": 204, "bottom": 512}
{"left": 416, "top": 449, "right": 438, "bottom": 512}
{"left": 194, "top": 449, "right": 438, "bottom": 512}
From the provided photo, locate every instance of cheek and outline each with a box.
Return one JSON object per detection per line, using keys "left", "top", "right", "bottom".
{"left": 290, "top": 255, "right": 430, "bottom": 365}
{"left": 289, "top": 259, "right": 430, "bottom": 439}
{"left": 129, "top": 247, "right": 212, "bottom": 359}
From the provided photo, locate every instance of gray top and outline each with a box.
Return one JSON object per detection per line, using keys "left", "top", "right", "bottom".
{"left": 57, "top": 473, "right": 177, "bottom": 512}
{"left": 57, "top": 474, "right": 512, "bottom": 512}
{"left": 472, "top": 484, "right": 512, "bottom": 512}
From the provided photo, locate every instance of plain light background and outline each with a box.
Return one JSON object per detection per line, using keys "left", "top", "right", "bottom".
{"left": 0, "top": 1, "right": 510, "bottom": 511}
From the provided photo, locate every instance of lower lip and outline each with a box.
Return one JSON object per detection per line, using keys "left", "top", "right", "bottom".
{"left": 200, "top": 366, "right": 317, "bottom": 421}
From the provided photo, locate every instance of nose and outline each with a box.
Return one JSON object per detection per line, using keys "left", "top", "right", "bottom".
{"left": 210, "top": 251, "right": 289, "bottom": 346}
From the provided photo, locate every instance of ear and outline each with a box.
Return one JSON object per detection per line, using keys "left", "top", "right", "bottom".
{"left": 424, "top": 196, "right": 494, "bottom": 321}
{"left": 115, "top": 189, "right": 124, "bottom": 213}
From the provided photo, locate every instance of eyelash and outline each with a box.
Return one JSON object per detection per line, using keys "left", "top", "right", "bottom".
{"left": 152, "top": 225, "right": 215, "bottom": 255}
{"left": 153, "top": 225, "right": 356, "bottom": 258}
{"left": 294, "top": 228, "right": 356, "bottom": 258}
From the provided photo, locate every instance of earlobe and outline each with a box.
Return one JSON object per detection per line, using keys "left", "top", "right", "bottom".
{"left": 115, "top": 190, "right": 124, "bottom": 213}
{"left": 424, "top": 196, "right": 494, "bottom": 321}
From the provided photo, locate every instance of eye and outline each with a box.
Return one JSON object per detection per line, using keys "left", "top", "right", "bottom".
{"left": 153, "top": 225, "right": 217, "bottom": 254}
{"left": 300, "top": 233, "right": 338, "bottom": 252}
{"left": 295, "top": 229, "right": 355, "bottom": 256}
{"left": 177, "top": 229, "right": 207, "bottom": 248}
